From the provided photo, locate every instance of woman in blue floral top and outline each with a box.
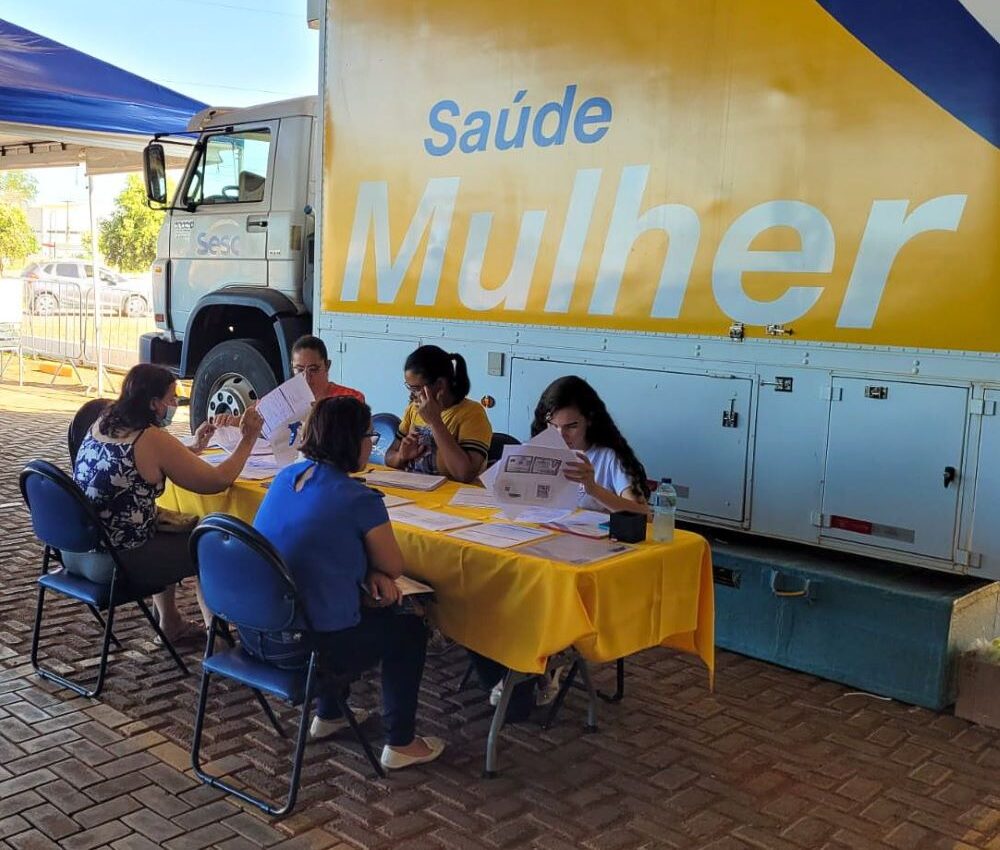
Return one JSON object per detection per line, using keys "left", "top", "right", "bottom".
{"left": 70, "top": 364, "right": 263, "bottom": 642}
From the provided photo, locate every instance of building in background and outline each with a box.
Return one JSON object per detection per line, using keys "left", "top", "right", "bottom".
{"left": 26, "top": 202, "right": 89, "bottom": 259}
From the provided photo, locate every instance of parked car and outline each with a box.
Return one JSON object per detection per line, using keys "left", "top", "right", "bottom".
{"left": 21, "top": 261, "right": 151, "bottom": 318}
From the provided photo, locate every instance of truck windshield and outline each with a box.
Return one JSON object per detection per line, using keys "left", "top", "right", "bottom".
{"left": 182, "top": 128, "right": 271, "bottom": 207}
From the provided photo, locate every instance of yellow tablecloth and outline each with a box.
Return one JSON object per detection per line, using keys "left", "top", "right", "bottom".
{"left": 160, "top": 474, "right": 714, "bottom": 681}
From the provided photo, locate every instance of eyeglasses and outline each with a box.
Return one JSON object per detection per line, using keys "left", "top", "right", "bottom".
{"left": 404, "top": 382, "right": 428, "bottom": 395}
{"left": 365, "top": 431, "right": 381, "bottom": 446}
{"left": 293, "top": 364, "right": 326, "bottom": 376}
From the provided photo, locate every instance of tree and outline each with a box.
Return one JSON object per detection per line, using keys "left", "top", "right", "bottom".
{"left": 0, "top": 204, "right": 39, "bottom": 274}
{"left": 98, "top": 174, "right": 165, "bottom": 272}
{"left": 0, "top": 171, "right": 39, "bottom": 208}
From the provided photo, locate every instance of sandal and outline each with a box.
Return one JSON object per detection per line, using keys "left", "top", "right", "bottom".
{"left": 155, "top": 619, "right": 205, "bottom": 646}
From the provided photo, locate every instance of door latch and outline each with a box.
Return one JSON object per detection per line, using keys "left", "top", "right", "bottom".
{"left": 722, "top": 399, "right": 739, "bottom": 428}
{"left": 943, "top": 466, "right": 957, "bottom": 488}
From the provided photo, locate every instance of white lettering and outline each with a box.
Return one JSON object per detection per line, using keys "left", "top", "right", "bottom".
{"left": 458, "top": 210, "right": 547, "bottom": 310}
{"left": 590, "top": 165, "right": 700, "bottom": 317}
{"left": 341, "top": 177, "right": 460, "bottom": 305}
{"left": 712, "top": 201, "right": 833, "bottom": 325}
{"left": 545, "top": 168, "right": 602, "bottom": 313}
{"left": 837, "top": 195, "right": 968, "bottom": 328}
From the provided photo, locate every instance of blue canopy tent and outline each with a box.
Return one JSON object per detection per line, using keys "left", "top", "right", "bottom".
{"left": 0, "top": 19, "right": 207, "bottom": 390}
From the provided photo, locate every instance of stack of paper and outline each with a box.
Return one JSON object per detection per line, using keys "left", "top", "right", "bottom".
{"left": 448, "top": 523, "right": 553, "bottom": 549}
{"left": 517, "top": 535, "right": 633, "bottom": 566}
{"left": 544, "top": 509, "right": 611, "bottom": 539}
{"left": 395, "top": 575, "right": 434, "bottom": 596}
{"left": 388, "top": 505, "right": 479, "bottom": 532}
{"left": 449, "top": 487, "right": 500, "bottom": 509}
{"left": 366, "top": 470, "right": 446, "bottom": 491}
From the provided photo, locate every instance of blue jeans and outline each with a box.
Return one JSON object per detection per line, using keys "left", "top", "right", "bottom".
{"left": 240, "top": 608, "right": 428, "bottom": 746}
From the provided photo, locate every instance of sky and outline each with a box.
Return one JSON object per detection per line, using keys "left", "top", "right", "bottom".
{"left": 2, "top": 0, "right": 318, "bottom": 214}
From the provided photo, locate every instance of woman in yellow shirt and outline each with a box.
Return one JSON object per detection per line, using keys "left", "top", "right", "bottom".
{"left": 384, "top": 345, "right": 492, "bottom": 483}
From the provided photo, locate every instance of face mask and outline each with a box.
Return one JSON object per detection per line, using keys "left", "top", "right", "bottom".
{"left": 155, "top": 404, "right": 177, "bottom": 427}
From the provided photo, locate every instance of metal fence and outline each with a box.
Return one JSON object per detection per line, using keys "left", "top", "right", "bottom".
{"left": 15, "top": 279, "right": 153, "bottom": 383}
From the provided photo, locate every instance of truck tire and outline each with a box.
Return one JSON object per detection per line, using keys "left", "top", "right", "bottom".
{"left": 190, "top": 339, "right": 280, "bottom": 430}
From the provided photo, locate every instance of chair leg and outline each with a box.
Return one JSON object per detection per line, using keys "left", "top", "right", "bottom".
{"left": 86, "top": 605, "right": 122, "bottom": 649}
{"left": 30, "top": 584, "right": 116, "bottom": 699}
{"left": 541, "top": 661, "right": 579, "bottom": 731}
{"left": 332, "top": 686, "right": 384, "bottom": 779}
{"left": 576, "top": 658, "right": 599, "bottom": 732}
{"left": 598, "top": 658, "right": 626, "bottom": 703}
{"left": 137, "top": 598, "right": 189, "bottom": 677}
{"left": 484, "top": 669, "right": 530, "bottom": 778}
{"left": 253, "top": 690, "right": 288, "bottom": 739}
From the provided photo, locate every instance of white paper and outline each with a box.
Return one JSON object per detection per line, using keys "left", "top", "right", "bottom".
{"left": 388, "top": 506, "right": 480, "bottom": 532}
{"left": 505, "top": 506, "right": 573, "bottom": 524}
{"left": 530, "top": 425, "right": 572, "bottom": 449}
{"left": 366, "top": 470, "right": 446, "bottom": 491}
{"left": 179, "top": 434, "right": 198, "bottom": 448}
{"left": 448, "top": 523, "right": 553, "bottom": 549}
{"left": 257, "top": 372, "right": 314, "bottom": 438}
{"left": 563, "top": 509, "right": 611, "bottom": 525}
{"left": 239, "top": 454, "right": 286, "bottom": 480}
{"left": 487, "top": 437, "right": 581, "bottom": 515}
{"left": 395, "top": 575, "right": 434, "bottom": 596}
{"left": 517, "top": 535, "right": 633, "bottom": 566}
{"left": 449, "top": 486, "right": 499, "bottom": 509}
{"left": 210, "top": 425, "right": 271, "bottom": 456}
{"left": 381, "top": 494, "right": 413, "bottom": 508}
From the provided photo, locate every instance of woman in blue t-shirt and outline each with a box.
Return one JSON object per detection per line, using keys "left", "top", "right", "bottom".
{"left": 244, "top": 397, "right": 445, "bottom": 770}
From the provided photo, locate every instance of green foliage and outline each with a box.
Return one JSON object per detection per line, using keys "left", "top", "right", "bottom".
{"left": 0, "top": 171, "right": 39, "bottom": 207}
{"left": 98, "top": 174, "right": 165, "bottom": 273}
{"left": 0, "top": 204, "right": 39, "bottom": 274}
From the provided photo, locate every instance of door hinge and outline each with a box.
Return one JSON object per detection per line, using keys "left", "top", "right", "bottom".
{"left": 969, "top": 399, "right": 997, "bottom": 416}
{"left": 956, "top": 549, "right": 983, "bottom": 569}
{"left": 810, "top": 511, "right": 825, "bottom": 527}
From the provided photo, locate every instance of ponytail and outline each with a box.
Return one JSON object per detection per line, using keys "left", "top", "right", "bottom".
{"left": 404, "top": 344, "right": 471, "bottom": 401}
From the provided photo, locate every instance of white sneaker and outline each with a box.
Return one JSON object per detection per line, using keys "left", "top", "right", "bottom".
{"left": 309, "top": 708, "right": 370, "bottom": 741}
{"left": 536, "top": 665, "right": 565, "bottom": 706}
{"left": 488, "top": 679, "right": 504, "bottom": 707}
{"left": 380, "top": 736, "right": 446, "bottom": 770}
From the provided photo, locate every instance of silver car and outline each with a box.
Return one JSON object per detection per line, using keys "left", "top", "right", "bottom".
{"left": 21, "top": 261, "right": 151, "bottom": 318}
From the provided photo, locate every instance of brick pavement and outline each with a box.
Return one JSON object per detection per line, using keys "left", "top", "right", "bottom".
{"left": 0, "top": 401, "right": 998, "bottom": 849}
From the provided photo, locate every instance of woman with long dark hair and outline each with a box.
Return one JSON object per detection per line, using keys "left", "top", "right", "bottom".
{"left": 531, "top": 375, "right": 651, "bottom": 513}
{"left": 245, "top": 396, "right": 445, "bottom": 769}
{"left": 71, "top": 364, "right": 263, "bottom": 641}
{"left": 384, "top": 345, "right": 492, "bottom": 483}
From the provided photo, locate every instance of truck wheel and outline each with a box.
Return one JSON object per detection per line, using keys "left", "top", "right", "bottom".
{"left": 191, "top": 339, "right": 279, "bottom": 430}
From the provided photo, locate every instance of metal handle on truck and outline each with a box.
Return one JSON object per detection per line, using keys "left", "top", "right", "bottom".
{"left": 769, "top": 570, "right": 812, "bottom": 600}
{"left": 246, "top": 216, "right": 269, "bottom": 231}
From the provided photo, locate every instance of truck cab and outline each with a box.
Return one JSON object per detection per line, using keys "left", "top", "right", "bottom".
{"left": 141, "top": 96, "right": 316, "bottom": 425}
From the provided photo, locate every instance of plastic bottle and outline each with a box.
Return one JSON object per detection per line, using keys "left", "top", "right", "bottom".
{"left": 651, "top": 478, "right": 677, "bottom": 542}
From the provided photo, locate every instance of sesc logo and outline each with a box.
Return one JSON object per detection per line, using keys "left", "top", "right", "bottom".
{"left": 196, "top": 232, "right": 241, "bottom": 257}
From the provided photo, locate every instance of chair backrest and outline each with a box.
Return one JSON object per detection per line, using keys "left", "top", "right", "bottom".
{"left": 488, "top": 432, "right": 521, "bottom": 464}
{"left": 68, "top": 398, "right": 112, "bottom": 466}
{"left": 370, "top": 412, "right": 401, "bottom": 465}
{"left": 190, "top": 513, "right": 306, "bottom": 633}
{"left": 19, "top": 460, "right": 107, "bottom": 554}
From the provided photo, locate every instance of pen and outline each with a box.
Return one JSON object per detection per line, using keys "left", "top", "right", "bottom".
{"left": 358, "top": 581, "right": 381, "bottom": 602}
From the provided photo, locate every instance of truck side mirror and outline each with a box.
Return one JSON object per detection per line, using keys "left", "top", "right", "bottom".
{"left": 143, "top": 143, "right": 168, "bottom": 206}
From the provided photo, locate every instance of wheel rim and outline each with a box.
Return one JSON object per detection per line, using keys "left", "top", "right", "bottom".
{"left": 126, "top": 296, "right": 146, "bottom": 318}
{"left": 35, "top": 294, "right": 57, "bottom": 315}
{"left": 206, "top": 372, "right": 260, "bottom": 418}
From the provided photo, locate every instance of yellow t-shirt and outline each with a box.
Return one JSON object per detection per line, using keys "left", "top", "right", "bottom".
{"left": 396, "top": 398, "right": 492, "bottom": 480}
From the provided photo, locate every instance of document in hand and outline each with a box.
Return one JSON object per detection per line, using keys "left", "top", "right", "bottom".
{"left": 480, "top": 426, "right": 580, "bottom": 518}
{"left": 257, "top": 372, "right": 314, "bottom": 440}
{"left": 210, "top": 425, "right": 271, "bottom": 456}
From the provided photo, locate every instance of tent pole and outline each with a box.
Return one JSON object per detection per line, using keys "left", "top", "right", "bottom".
{"left": 85, "top": 154, "right": 104, "bottom": 396}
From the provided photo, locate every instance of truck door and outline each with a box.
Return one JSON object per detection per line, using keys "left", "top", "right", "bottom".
{"left": 168, "top": 124, "right": 275, "bottom": 333}
{"left": 509, "top": 359, "right": 752, "bottom": 522}
{"left": 968, "top": 390, "right": 1000, "bottom": 579}
{"left": 820, "top": 378, "right": 967, "bottom": 562}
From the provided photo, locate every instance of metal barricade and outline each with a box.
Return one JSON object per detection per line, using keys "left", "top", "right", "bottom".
{"left": 81, "top": 287, "right": 155, "bottom": 374}
{"left": 18, "top": 278, "right": 87, "bottom": 383}
{"left": 0, "top": 280, "right": 24, "bottom": 384}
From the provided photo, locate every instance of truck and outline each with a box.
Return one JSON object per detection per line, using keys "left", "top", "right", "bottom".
{"left": 140, "top": 0, "right": 1000, "bottom": 581}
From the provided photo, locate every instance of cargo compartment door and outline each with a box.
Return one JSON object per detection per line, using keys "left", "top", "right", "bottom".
{"left": 820, "top": 378, "right": 967, "bottom": 561}
{"left": 969, "top": 390, "right": 1000, "bottom": 579}
{"left": 509, "top": 359, "right": 752, "bottom": 522}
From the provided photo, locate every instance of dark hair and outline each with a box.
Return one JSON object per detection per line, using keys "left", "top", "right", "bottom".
{"left": 530, "top": 375, "right": 651, "bottom": 500}
{"left": 404, "top": 345, "right": 471, "bottom": 401}
{"left": 300, "top": 396, "right": 371, "bottom": 473}
{"left": 100, "top": 364, "right": 176, "bottom": 436}
{"left": 291, "top": 334, "right": 329, "bottom": 363}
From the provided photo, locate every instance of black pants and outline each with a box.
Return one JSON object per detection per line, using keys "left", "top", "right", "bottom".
{"left": 468, "top": 651, "right": 536, "bottom": 722}
{"left": 242, "top": 608, "right": 429, "bottom": 746}
{"left": 63, "top": 531, "right": 196, "bottom": 594}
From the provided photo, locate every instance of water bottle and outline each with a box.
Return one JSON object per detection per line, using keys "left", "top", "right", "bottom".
{"left": 651, "top": 478, "right": 677, "bottom": 542}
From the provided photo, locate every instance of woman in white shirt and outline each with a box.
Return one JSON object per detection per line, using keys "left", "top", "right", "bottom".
{"left": 532, "top": 375, "right": 651, "bottom": 512}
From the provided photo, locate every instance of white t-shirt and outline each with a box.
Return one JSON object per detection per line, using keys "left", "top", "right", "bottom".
{"left": 577, "top": 445, "right": 632, "bottom": 511}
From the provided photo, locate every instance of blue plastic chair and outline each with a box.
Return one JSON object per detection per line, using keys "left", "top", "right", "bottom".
{"left": 189, "top": 513, "right": 384, "bottom": 818}
{"left": 18, "top": 460, "right": 190, "bottom": 698}
{"left": 369, "top": 412, "right": 400, "bottom": 465}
